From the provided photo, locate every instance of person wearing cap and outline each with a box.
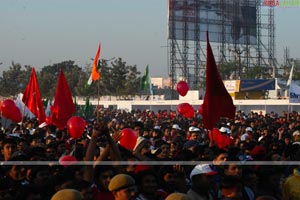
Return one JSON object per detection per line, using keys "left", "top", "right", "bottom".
{"left": 108, "top": 174, "right": 137, "bottom": 200}
{"left": 171, "top": 124, "right": 182, "bottom": 138}
{"left": 292, "top": 130, "right": 300, "bottom": 143}
{"left": 166, "top": 192, "right": 190, "bottom": 200}
{"left": 133, "top": 136, "right": 154, "bottom": 161}
{"left": 188, "top": 126, "right": 201, "bottom": 141}
{"left": 51, "top": 189, "right": 82, "bottom": 200}
{"left": 240, "top": 127, "right": 253, "bottom": 142}
{"left": 187, "top": 164, "right": 218, "bottom": 200}
{"left": 281, "top": 167, "right": 300, "bottom": 200}
{"left": 151, "top": 126, "right": 162, "bottom": 142}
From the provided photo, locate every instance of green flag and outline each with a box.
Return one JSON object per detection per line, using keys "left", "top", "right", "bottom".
{"left": 84, "top": 96, "right": 92, "bottom": 119}
{"left": 140, "top": 65, "right": 150, "bottom": 90}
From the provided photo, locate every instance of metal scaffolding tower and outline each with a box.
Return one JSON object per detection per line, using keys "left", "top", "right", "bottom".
{"left": 168, "top": 0, "right": 276, "bottom": 95}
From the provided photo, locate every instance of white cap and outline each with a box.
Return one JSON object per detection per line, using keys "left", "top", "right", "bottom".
{"left": 189, "top": 126, "right": 200, "bottom": 132}
{"left": 172, "top": 124, "right": 181, "bottom": 130}
{"left": 219, "top": 127, "right": 228, "bottom": 133}
{"left": 190, "top": 164, "right": 217, "bottom": 179}
{"left": 293, "top": 130, "right": 300, "bottom": 136}
{"left": 153, "top": 126, "right": 160, "bottom": 130}
{"left": 240, "top": 133, "right": 249, "bottom": 141}
{"left": 245, "top": 127, "right": 253, "bottom": 132}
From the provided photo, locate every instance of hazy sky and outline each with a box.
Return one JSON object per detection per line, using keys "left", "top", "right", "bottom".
{"left": 0, "top": 0, "right": 299, "bottom": 77}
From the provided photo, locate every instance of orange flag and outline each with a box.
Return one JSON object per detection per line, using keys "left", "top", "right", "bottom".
{"left": 22, "top": 68, "right": 46, "bottom": 125}
{"left": 51, "top": 69, "right": 75, "bottom": 130}
{"left": 92, "top": 43, "right": 101, "bottom": 81}
{"left": 202, "top": 32, "right": 236, "bottom": 130}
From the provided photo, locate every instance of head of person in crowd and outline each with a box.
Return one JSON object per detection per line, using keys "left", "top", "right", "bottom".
{"left": 211, "top": 147, "right": 228, "bottom": 165}
{"left": 142, "top": 127, "right": 151, "bottom": 139}
{"left": 51, "top": 189, "right": 82, "bottom": 200}
{"left": 162, "top": 126, "right": 172, "bottom": 143}
{"left": 251, "top": 145, "right": 267, "bottom": 161}
{"left": 133, "top": 121, "right": 144, "bottom": 137}
{"left": 182, "top": 140, "right": 201, "bottom": 154}
{"left": 240, "top": 127, "right": 253, "bottom": 142}
{"left": 133, "top": 136, "right": 152, "bottom": 159}
{"left": 16, "top": 137, "right": 30, "bottom": 152}
{"left": 108, "top": 174, "right": 137, "bottom": 200}
{"left": 154, "top": 139, "right": 171, "bottom": 160}
{"left": 171, "top": 124, "right": 181, "bottom": 137}
{"left": 219, "top": 126, "right": 231, "bottom": 135}
{"left": 224, "top": 163, "right": 242, "bottom": 178}
{"left": 166, "top": 192, "right": 190, "bottom": 200}
{"left": 1, "top": 151, "right": 29, "bottom": 191}
{"left": 292, "top": 130, "right": 300, "bottom": 143}
{"left": 188, "top": 164, "right": 217, "bottom": 199}
{"left": 220, "top": 175, "right": 243, "bottom": 200}
{"left": 135, "top": 169, "right": 162, "bottom": 200}
{"left": 67, "top": 180, "right": 94, "bottom": 200}
{"left": 94, "top": 165, "right": 116, "bottom": 191}
{"left": 45, "top": 142, "right": 57, "bottom": 160}
{"left": 188, "top": 126, "right": 201, "bottom": 141}
{"left": 157, "top": 165, "right": 177, "bottom": 197}
{"left": 53, "top": 140, "right": 67, "bottom": 158}
{"left": 1, "top": 137, "right": 17, "bottom": 161}
{"left": 25, "top": 165, "right": 53, "bottom": 199}
{"left": 152, "top": 126, "right": 162, "bottom": 140}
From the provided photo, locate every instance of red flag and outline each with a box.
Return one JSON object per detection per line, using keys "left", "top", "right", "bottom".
{"left": 92, "top": 43, "right": 101, "bottom": 81}
{"left": 51, "top": 69, "right": 75, "bottom": 130}
{"left": 202, "top": 32, "right": 236, "bottom": 130}
{"left": 22, "top": 68, "right": 46, "bottom": 124}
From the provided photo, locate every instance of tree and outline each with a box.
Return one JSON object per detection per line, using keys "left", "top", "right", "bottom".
{"left": 0, "top": 62, "right": 31, "bottom": 96}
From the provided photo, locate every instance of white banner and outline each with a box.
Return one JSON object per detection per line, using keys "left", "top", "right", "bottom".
{"left": 289, "top": 84, "right": 300, "bottom": 103}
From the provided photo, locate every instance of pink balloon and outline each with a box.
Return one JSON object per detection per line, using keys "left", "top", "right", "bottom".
{"left": 67, "top": 116, "right": 86, "bottom": 138}
{"left": 176, "top": 81, "right": 189, "bottom": 96}
{"left": 59, "top": 155, "right": 78, "bottom": 167}
{"left": 119, "top": 128, "right": 137, "bottom": 150}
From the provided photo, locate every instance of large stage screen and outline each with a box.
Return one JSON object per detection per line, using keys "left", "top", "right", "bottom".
{"left": 168, "top": 0, "right": 257, "bottom": 44}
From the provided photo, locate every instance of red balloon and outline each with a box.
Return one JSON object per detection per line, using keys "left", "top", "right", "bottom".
{"left": 176, "top": 81, "right": 189, "bottom": 96}
{"left": 59, "top": 155, "right": 78, "bottom": 167}
{"left": 9, "top": 106, "right": 22, "bottom": 123}
{"left": 177, "top": 103, "right": 191, "bottom": 115}
{"left": 1, "top": 99, "right": 17, "bottom": 119}
{"left": 184, "top": 106, "right": 195, "bottom": 119}
{"left": 67, "top": 116, "right": 86, "bottom": 138}
{"left": 119, "top": 128, "right": 137, "bottom": 150}
{"left": 198, "top": 104, "right": 203, "bottom": 115}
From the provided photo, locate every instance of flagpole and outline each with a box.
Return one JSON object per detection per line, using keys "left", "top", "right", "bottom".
{"left": 97, "top": 78, "right": 100, "bottom": 123}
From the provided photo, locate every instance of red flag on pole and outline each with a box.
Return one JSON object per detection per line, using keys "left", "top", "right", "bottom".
{"left": 22, "top": 68, "right": 46, "bottom": 124}
{"left": 92, "top": 43, "right": 101, "bottom": 81}
{"left": 51, "top": 69, "right": 75, "bottom": 130}
{"left": 202, "top": 32, "right": 236, "bottom": 130}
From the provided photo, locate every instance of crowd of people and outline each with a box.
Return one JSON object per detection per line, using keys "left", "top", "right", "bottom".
{"left": 0, "top": 108, "right": 300, "bottom": 200}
